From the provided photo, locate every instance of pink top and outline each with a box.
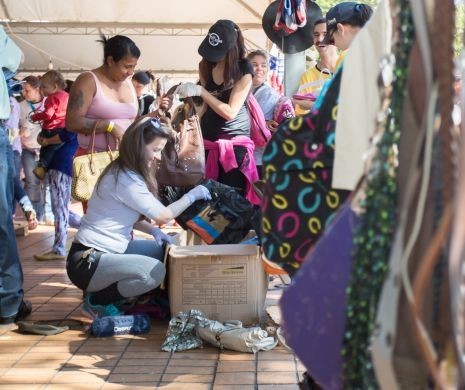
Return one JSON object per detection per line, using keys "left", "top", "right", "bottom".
{"left": 78, "top": 71, "right": 138, "bottom": 152}
{"left": 204, "top": 136, "right": 260, "bottom": 205}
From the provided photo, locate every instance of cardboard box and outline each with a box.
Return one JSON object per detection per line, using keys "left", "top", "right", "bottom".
{"left": 167, "top": 231, "right": 268, "bottom": 325}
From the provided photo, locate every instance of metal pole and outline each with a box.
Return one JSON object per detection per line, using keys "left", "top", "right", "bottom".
{"left": 283, "top": 51, "right": 306, "bottom": 97}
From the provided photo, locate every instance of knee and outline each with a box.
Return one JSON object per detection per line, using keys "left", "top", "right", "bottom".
{"left": 149, "top": 261, "right": 166, "bottom": 288}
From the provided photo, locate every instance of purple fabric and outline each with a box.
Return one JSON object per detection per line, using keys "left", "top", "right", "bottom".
{"left": 125, "top": 302, "right": 169, "bottom": 320}
{"left": 280, "top": 201, "right": 359, "bottom": 390}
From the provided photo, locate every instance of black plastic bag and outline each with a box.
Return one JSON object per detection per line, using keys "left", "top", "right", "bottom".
{"left": 159, "top": 180, "right": 261, "bottom": 245}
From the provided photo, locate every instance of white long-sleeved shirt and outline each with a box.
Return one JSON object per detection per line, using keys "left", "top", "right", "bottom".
{"left": 75, "top": 168, "right": 165, "bottom": 254}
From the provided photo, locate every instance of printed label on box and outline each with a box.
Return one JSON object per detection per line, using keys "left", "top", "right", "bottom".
{"left": 181, "top": 264, "right": 248, "bottom": 305}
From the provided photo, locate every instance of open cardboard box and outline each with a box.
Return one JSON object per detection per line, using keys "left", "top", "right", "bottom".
{"left": 165, "top": 230, "right": 268, "bottom": 325}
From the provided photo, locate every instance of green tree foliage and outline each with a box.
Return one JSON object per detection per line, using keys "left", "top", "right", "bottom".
{"left": 456, "top": 4, "right": 465, "bottom": 57}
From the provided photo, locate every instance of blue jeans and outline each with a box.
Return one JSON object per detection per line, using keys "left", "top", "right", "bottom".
{"left": 12, "top": 150, "right": 27, "bottom": 209}
{"left": 0, "top": 122, "right": 24, "bottom": 318}
{"left": 21, "top": 148, "right": 53, "bottom": 222}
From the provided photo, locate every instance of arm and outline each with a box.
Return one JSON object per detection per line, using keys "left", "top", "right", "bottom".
{"left": 199, "top": 74, "right": 252, "bottom": 121}
{"left": 30, "top": 96, "right": 56, "bottom": 122}
{"left": 292, "top": 98, "right": 315, "bottom": 111}
{"left": 133, "top": 219, "right": 155, "bottom": 234}
{"left": 116, "top": 174, "right": 210, "bottom": 226}
{"left": 145, "top": 94, "right": 174, "bottom": 119}
{"left": 134, "top": 219, "right": 174, "bottom": 246}
{"left": 37, "top": 128, "right": 75, "bottom": 146}
{"left": 65, "top": 72, "right": 124, "bottom": 141}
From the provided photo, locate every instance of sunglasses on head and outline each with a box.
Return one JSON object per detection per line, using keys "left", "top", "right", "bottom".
{"left": 150, "top": 118, "right": 162, "bottom": 129}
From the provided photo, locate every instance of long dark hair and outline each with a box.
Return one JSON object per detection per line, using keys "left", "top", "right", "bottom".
{"left": 96, "top": 116, "right": 171, "bottom": 195}
{"left": 199, "top": 22, "right": 247, "bottom": 91}
{"left": 97, "top": 34, "right": 141, "bottom": 65}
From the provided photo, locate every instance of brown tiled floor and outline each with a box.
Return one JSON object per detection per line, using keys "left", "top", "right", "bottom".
{"left": 0, "top": 211, "right": 303, "bottom": 389}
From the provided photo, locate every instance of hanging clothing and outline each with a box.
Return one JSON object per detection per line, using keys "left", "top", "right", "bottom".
{"left": 332, "top": 2, "right": 392, "bottom": 191}
{"left": 204, "top": 137, "right": 260, "bottom": 205}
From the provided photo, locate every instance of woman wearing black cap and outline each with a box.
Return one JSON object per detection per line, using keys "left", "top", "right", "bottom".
{"left": 175, "top": 20, "right": 259, "bottom": 204}
{"left": 325, "top": 2, "right": 373, "bottom": 68}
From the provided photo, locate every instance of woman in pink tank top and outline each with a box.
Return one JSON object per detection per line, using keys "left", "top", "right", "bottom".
{"left": 66, "top": 35, "right": 173, "bottom": 211}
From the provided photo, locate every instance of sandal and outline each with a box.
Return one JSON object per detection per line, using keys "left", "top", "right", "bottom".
{"left": 17, "top": 321, "right": 69, "bottom": 336}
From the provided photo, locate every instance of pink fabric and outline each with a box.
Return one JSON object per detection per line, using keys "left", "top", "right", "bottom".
{"left": 204, "top": 136, "right": 260, "bottom": 205}
{"left": 78, "top": 71, "right": 138, "bottom": 152}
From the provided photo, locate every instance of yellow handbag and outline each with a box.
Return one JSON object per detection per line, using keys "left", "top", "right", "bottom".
{"left": 71, "top": 122, "right": 118, "bottom": 202}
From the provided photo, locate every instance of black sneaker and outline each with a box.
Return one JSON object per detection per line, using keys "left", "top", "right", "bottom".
{"left": 0, "top": 300, "right": 32, "bottom": 325}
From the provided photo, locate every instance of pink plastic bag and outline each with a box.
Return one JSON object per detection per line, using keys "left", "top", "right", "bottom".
{"left": 273, "top": 95, "right": 296, "bottom": 124}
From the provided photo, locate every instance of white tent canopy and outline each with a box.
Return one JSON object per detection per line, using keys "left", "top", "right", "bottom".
{"left": 1, "top": 0, "right": 271, "bottom": 81}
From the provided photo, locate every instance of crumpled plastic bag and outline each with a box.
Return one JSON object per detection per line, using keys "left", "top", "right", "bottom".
{"left": 196, "top": 319, "right": 278, "bottom": 353}
{"left": 161, "top": 309, "right": 277, "bottom": 353}
{"left": 161, "top": 309, "right": 205, "bottom": 352}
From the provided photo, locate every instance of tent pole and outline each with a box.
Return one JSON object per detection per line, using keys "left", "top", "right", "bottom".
{"left": 284, "top": 51, "right": 306, "bottom": 97}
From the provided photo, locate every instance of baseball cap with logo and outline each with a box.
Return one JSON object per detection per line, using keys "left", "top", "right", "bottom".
{"left": 323, "top": 2, "right": 360, "bottom": 44}
{"left": 198, "top": 20, "right": 238, "bottom": 62}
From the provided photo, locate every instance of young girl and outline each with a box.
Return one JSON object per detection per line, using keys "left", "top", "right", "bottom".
{"left": 175, "top": 19, "right": 258, "bottom": 203}
{"left": 66, "top": 116, "right": 211, "bottom": 318}
{"left": 30, "top": 70, "right": 68, "bottom": 180}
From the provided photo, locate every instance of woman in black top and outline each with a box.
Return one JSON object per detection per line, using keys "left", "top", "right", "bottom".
{"left": 175, "top": 20, "right": 256, "bottom": 199}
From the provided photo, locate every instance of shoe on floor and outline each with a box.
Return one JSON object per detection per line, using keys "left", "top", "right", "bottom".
{"left": 17, "top": 321, "right": 69, "bottom": 335}
{"left": 34, "top": 251, "right": 65, "bottom": 261}
{"left": 0, "top": 300, "right": 32, "bottom": 325}
{"left": 81, "top": 294, "right": 123, "bottom": 320}
{"left": 32, "top": 166, "right": 46, "bottom": 180}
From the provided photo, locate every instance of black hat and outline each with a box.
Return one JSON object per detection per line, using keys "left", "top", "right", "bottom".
{"left": 324, "top": 2, "right": 360, "bottom": 43}
{"left": 198, "top": 20, "right": 238, "bottom": 62}
{"left": 262, "top": 0, "right": 323, "bottom": 54}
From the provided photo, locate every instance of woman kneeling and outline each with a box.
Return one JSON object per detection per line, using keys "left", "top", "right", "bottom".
{"left": 66, "top": 116, "right": 210, "bottom": 319}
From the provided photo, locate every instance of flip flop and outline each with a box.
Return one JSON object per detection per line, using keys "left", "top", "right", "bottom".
{"left": 17, "top": 321, "right": 69, "bottom": 336}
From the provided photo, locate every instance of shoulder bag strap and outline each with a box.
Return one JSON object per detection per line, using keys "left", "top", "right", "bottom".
{"left": 87, "top": 120, "right": 99, "bottom": 165}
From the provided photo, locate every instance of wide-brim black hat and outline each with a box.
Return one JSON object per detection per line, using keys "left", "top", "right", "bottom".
{"left": 262, "top": 0, "right": 323, "bottom": 54}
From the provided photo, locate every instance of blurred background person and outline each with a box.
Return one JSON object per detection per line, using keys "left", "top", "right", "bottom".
{"left": 132, "top": 70, "right": 156, "bottom": 117}
{"left": 19, "top": 75, "right": 54, "bottom": 225}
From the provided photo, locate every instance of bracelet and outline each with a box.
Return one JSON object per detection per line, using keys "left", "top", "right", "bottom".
{"left": 106, "top": 121, "right": 115, "bottom": 133}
